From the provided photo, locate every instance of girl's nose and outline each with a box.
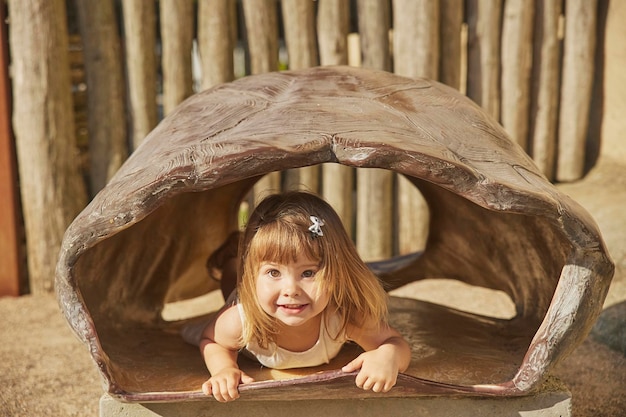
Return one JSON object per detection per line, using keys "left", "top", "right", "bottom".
{"left": 282, "top": 276, "right": 300, "bottom": 296}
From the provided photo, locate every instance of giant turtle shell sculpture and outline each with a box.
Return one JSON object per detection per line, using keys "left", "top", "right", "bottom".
{"left": 56, "top": 66, "right": 614, "bottom": 402}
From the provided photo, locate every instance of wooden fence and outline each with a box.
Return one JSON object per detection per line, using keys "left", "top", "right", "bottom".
{"left": 2, "top": 0, "right": 604, "bottom": 295}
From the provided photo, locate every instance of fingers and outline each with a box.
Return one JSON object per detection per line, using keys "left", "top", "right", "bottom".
{"left": 203, "top": 378, "right": 240, "bottom": 402}
{"left": 354, "top": 374, "right": 395, "bottom": 393}
{"left": 202, "top": 371, "right": 255, "bottom": 402}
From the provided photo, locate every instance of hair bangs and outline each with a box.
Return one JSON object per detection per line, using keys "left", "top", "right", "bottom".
{"left": 247, "top": 219, "right": 323, "bottom": 267}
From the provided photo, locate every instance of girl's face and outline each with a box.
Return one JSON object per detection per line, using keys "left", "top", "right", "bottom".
{"left": 255, "top": 254, "right": 330, "bottom": 328}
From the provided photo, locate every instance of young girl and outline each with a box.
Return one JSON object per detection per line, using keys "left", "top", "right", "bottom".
{"left": 187, "top": 191, "right": 411, "bottom": 402}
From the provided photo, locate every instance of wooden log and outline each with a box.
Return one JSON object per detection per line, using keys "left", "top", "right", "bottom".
{"left": 121, "top": 0, "right": 158, "bottom": 149}
{"left": 466, "top": 0, "right": 502, "bottom": 120}
{"left": 75, "top": 0, "right": 128, "bottom": 195}
{"left": 9, "top": 0, "right": 87, "bottom": 293}
{"left": 355, "top": 0, "right": 393, "bottom": 260}
{"left": 392, "top": 0, "right": 438, "bottom": 254}
{"left": 56, "top": 67, "right": 614, "bottom": 400}
{"left": 281, "top": 0, "right": 318, "bottom": 70}
{"left": 500, "top": 0, "right": 534, "bottom": 150}
{"left": 160, "top": 0, "right": 194, "bottom": 114}
{"left": 198, "top": 0, "right": 234, "bottom": 90}
{"left": 393, "top": 0, "right": 439, "bottom": 79}
{"left": 318, "top": 0, "right": 354, "bottom": 235}
{"left": 317, "top": 0, "right": 350, "bottom": 66}
{"left": 356, "top": 0, "right": 391, "bottom": 71}
{"left": 281, "top": 0, "right": 320, "bottom": 193}
{"left": 557, "top": 0, "right": 597, "bottom": 182}
{"left": 529, "top": 0, "right": 562, "bottom": 181}
{"left": 0, "top": 2, "right": 24, "bottom": 296}
{"left": 439, "top": 0, "right": 464, "bottom": 90}
{"left": 242, "top": 0, "right": 279, "bottom": 75}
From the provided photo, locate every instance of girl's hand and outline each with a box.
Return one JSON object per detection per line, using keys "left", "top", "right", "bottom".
{"left": 342, "top": 347, "right": 399, "bottom": 392}
{"left": 202, "top": 367, "right": 255, "bottom": 402}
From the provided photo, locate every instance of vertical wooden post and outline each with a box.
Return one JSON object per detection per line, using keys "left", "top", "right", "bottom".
{"left": 282, "top": 0, "right": 318, "bottom": 70}
{"left": 242, "top": 0, "right": 279, "bottom": 75}
{"left": 318, "top": 0, "right": 355, "bottom": 237}
{"left": 466, "top": 0, "right": 502, "bottom": 121}
{"left": 161, "top": 0, "right": 194, "bottom": 114}
{"left": 393, "top": 0, "right": 440, "bottom": 79}
{"left": 439, "top": 0, "right": 464, "bottom": 91}
{"left": 357, "top": 0, "right": 391, "bottom": 71}
{"left": 0, "top": 1, "right": 23, "bottom": 296}
{"left": 500, "top": 0, "right": 534, "bottom": 150}
{"left": 75, "top": 0, "right": 128, "bottom": 195}
{"left": 392, "top": 0, "right": 438, "bottom": 255}
{"left": 122, "top": 0, "right": 158, "bottom": 150}
{"left": 355, "top": 0, "right": 393, "bottom": 261}
{"left": 529, "top": 0, "right": 562, "bottom": 181}
{"left": 557, "top": 0, "right": 598, "bottom": 182}
{"left": 198, "top": 0, "right": 235, "bottom": 90}
{"left": 318, "top": 0, "right": 350, "bottom": 66}
{"left": 9, "top": 0, "right": 88, "bottom": 294}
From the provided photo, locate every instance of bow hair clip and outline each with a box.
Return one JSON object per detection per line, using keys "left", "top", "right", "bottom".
{"left": 308, "top": 215, "right": 325, "bottom": 238}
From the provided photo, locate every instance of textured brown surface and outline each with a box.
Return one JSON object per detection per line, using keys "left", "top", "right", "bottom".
{"left": 3, "top": 161, "right": 626, "bottom": 413}
{"left": 55, "top": 66, "right": 613, "bottom": 401}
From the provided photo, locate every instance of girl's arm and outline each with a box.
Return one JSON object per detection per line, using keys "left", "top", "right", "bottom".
{"left": 199, "top": 304, "right": 255, "bottom": 402}
{"left": 342, "top": 322, "right": 411, "bottom": 393}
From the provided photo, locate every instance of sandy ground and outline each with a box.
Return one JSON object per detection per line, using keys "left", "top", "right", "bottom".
{"left": 0, "top": 160, "right": 625, "bottom": 416}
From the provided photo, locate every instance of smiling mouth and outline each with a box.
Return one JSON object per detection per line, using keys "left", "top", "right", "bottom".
{"left": 278, "top": 304, "right": 309, "bottom": 311}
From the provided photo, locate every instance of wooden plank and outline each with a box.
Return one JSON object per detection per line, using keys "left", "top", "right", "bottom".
{"left": 529, "top": 0, "right": 562, "bottom": 180}
{"left": 0, "top": 2, "right": 23, "bottom": 296}
{"left": 355, "top": 0, "right": 393, "bottom": 261}
{"left": 500, "top": 0, "right": 534, "bottom": 150}
{"left": 466, "top": 0, "right": 502, "bottom": 120}
{"left": 392, "top": 0, "right": 438, "bottom": 255}
{"left": 121, "top": 0, "right": 158, "bottom": 149}
{"left": 318, "top": 0, "right": 354, "bottom": 236}
{"left": 439, "top": 0, "right": 464, "bottom": 90}
{"left": 9, "top": 0, "right": 88, "bottom": 293}
{"left": 75, "top": 0, "right": 128, "bottom": 195}
{"left": 161, "top": 0, "right": 194, "bottom": 114}
{"left": 557, "top": 0, "right": 598, "bottom": 182}
{"left": 198, "top": 0, "right": 234, "bottom": 90}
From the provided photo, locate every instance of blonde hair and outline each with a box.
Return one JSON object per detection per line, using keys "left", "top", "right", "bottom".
{"left": 237, "top": 191, "right": 388, "bottom": 349}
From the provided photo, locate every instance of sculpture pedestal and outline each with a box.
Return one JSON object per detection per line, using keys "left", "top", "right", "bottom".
{"left": 100, "top": 378, "right": 571, "bottom": 417}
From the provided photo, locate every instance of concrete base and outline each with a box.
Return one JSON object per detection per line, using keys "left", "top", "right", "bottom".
{"left": 100, "top": 383, "right": 571, "bottom": 417}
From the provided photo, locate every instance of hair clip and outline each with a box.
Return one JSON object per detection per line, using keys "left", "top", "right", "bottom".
{"left": 308, "top": 215, "right": 325, "bottom": 238}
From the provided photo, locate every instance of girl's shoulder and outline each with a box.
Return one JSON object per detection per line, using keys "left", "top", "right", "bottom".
{"left": 210, "top": 302, "right": 245, "bottom": 349}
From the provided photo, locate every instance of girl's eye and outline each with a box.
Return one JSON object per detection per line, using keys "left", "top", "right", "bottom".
{"left": 268, "top": 269, "right": 280, "bottom": 278}
{"left": 302, "top": 270, "right": 316, "bottom": 278}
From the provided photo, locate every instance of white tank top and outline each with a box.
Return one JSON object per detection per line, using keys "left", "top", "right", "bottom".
{"left": 238, "top": 303, "right": 348, "bottom": 369}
